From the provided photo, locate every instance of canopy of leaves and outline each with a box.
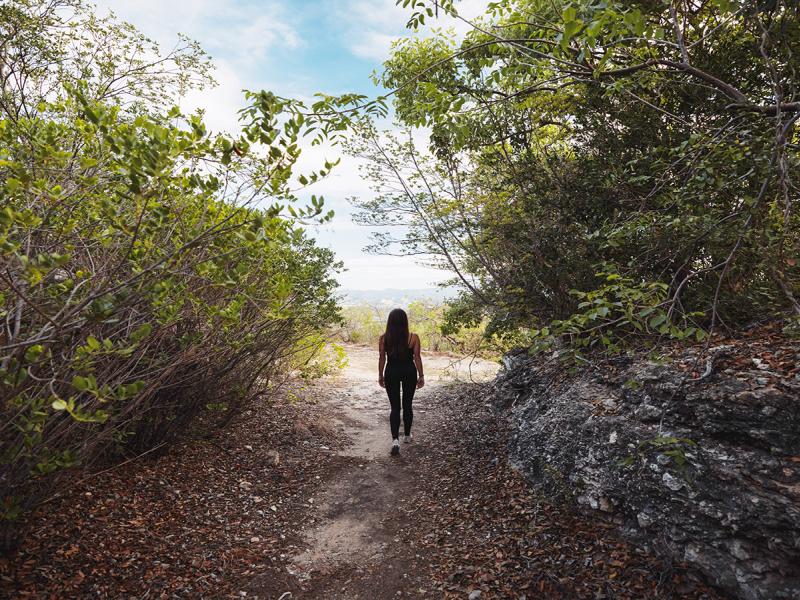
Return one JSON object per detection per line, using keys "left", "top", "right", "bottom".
{"left": 353, "top": 0, "right": 800, "bottom": 353}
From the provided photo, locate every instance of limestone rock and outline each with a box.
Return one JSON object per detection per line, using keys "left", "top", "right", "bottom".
{"left": 493, "top": 348, "right": 800, "bottom": 600}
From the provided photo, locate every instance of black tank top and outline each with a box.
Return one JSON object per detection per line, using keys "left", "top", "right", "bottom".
{"left": 386, "top": 336, "right": 414, "bottom": 366}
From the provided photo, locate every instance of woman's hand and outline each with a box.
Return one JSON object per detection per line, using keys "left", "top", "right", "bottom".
{"left": 379, "top": 376, "right": 385, "bottom": 388}
{"left": 416, "top": 375, "right": 425, "bottom": 389}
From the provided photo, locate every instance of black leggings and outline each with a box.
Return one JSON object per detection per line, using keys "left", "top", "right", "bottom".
{"left": 384, "top": 366, "right": 417, "bottom": 439}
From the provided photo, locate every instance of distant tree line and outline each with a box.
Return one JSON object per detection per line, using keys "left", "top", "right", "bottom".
{"left": 336, "top": 301, "right": 494, "bottom": 357}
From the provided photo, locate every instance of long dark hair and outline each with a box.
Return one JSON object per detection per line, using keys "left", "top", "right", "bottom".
{"left": 384, "top": 308, "right": 410, "bottom": 357}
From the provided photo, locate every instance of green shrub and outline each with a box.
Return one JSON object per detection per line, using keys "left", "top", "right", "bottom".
{"left": 291, "top": 335, "right": 349, "bottom": 380}
{"left": 0, "top": 0, "right": 344, "bottom": 542}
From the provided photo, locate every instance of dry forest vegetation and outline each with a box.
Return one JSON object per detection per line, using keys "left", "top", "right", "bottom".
{"left": 336, "top": 302, "right": 495, "bottom": 357}
{"left": 1, "top": 0, "right": 799, "bottom": 598}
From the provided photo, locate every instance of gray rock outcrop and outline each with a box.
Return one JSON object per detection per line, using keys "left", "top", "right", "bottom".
{"left": 493, "top": 346, "right": 800, "bottom": 600}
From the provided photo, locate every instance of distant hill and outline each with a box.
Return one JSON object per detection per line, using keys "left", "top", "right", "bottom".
{"left": 338, "top": 287, "right": 455, "bottom": 307}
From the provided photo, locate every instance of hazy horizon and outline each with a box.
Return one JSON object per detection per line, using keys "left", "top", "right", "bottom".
{"left": 338, "top": 286, "right": 456, "bottom": 307}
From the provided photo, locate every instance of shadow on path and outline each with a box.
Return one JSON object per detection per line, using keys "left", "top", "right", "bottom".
{"left": 268, "top": 346, "right": 497, "bottom": 599}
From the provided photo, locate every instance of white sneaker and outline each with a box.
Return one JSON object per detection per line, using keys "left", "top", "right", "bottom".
{"left": 403, "top": 434, "right": 412, "bottom": 444}
{"left": 391, "top": 439, "right": 400, "bottom": 455}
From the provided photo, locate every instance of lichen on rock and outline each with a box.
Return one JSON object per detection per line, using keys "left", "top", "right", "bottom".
{"left": 493, "top": 341, "right": 800, "bottom": 600}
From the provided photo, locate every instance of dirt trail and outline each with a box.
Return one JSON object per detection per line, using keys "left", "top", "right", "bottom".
{"left": 3, "top": 343, "right": 719, "bottom": 599}
{"left": 279, "top": 346, "right": 498, "bottom": 598}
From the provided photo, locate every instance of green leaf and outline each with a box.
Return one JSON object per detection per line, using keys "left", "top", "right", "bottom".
{"left": 563, "top": 19, "right": 583, "bottom": 41}
{"left": 131, "top": 323, "right": 152, "bottom": 342}
{"left": 24, "top": 345, "right": 44, "bottom": 362}
{"left": 72, "top": 376, "right": 89, "bottom": 391}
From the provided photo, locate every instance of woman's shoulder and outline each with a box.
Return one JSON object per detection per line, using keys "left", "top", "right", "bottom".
{"left": 410, "top": 332, "right": 420, "bottom": 343}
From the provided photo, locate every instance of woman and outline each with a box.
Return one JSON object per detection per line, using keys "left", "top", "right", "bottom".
{"left": 378, "top": 308, "right": 424, "bottom": 455}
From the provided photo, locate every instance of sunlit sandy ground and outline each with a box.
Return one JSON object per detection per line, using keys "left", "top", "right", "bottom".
{"left": 286, "top": 343, "right": 498, "bottom": 591}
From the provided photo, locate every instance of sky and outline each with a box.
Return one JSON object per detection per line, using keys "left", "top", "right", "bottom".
{"left": 93, "top": 0, "right": 486, "bottom": 290}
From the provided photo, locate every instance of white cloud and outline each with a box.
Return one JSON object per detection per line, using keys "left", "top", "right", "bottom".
{"left": 95, "top": 0, "right": 307, "bottom": 134}
{"left": 91, "top": 0, "right": 456, "bottom": 290}
{"left": 335, "top": 0, "right": 490, "bottom": 63}
{"left": 207, "top": 13, "right": 301, "bottom": 65}
{"left": 336, "top": 255, "right": 450, "bottom": 289}
{"left": 180, "top": 58, "right": 248, "bottom": 134}
{"left": 349, "top": 31, "right": 398, "bottom": 61}
{"left": 291, "top": 120, "right": 448, "bottom": 291}
{"left": 95, "top": 0, "right": 300, "bottom": 72}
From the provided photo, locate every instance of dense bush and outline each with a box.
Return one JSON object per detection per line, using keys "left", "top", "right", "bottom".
{"left": 0, "top": 0, "right": 342, "bottom": 543}
{"left": 351, "top": 0, "right": 800, "bottom": 354}
{"left": 289, "top": 333, "right": 349, "bottom": 380}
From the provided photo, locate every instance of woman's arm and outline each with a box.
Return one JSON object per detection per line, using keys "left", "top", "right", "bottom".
{"left": 378, "top": 334, "right": 386, "bottom": 388}
{"left": 412, "top": 334, "right": 425, "bottom": 388}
